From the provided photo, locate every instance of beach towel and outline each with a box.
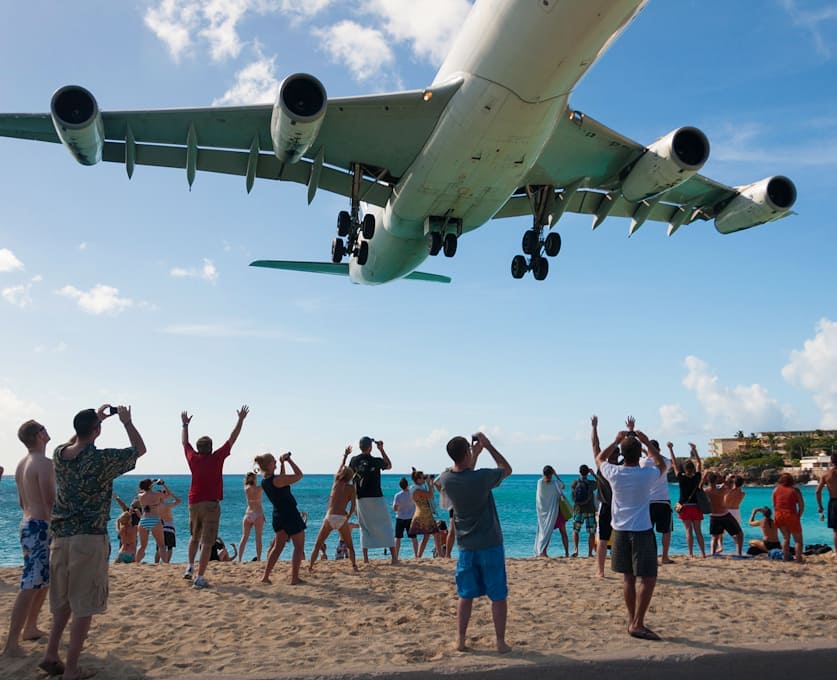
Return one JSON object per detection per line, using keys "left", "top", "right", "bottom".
{"left": 356, "top": 496, "right": 394, "bottom": 550}
{"left": 534, "top": 478, "right": 562, "bottom": 556}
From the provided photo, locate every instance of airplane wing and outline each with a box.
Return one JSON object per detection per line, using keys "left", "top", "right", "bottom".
{"left": 0, "top": 79, "right": 463, "bottom": 207}
{"left": 249, "top": 260, "right": 451, "bottom": 284}
{"left": 497, "top": 108, "right": 795, "bottom": 235}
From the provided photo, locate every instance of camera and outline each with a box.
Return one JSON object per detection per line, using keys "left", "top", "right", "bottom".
{"left": 471, "top": 434, "right": 479, "bottom": 444}
{"left": 156, "top": 479, "right": 165, "bottom": 486}
{"left": 625, "top": 431, "right": 637, "bottom": 437}
{"left": 108, "top": 406, "right": 118, "bottom": 416}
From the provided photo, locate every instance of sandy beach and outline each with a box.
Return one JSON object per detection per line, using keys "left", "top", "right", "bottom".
{"left": 1, "top": 554, "right": 834, "bottom": 679}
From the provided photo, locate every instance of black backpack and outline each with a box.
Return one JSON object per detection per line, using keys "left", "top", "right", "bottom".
{"left": 572, "top": 480, "right": 590, "bottom": 505}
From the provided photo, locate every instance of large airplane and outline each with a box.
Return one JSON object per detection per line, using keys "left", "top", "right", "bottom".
{"left": 0, "top": 0, "right": 796, "bottom": 285}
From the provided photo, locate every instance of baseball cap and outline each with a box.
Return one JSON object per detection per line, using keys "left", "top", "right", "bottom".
{"left": 359, "top": 436, "right": 374, "bottom": 449}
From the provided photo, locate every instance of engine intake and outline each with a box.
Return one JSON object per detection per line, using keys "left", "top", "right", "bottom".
{"left": 50, "top": 85, "right": 104, "bottom": 166}
{"left": 621, "top": 126, "right": 710, "bottom": 203}
{"left": 270, "top": 74, "right": 327, "bottom": 164}
{"left": 715, "top": 176, "right": 797, "bottom": 234}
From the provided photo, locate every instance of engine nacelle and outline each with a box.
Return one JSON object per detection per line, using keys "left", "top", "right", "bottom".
{"left": 270, "top": 74, "right": 327, "bottom": 164}
{"left": 621, "top": 126, "right": 709, "bottom": 203}
{"left": 50, "top": 85, "right": 104, "bottom": 166}
{"left": 714, "top": 176, "right": 797, "bottom": 234}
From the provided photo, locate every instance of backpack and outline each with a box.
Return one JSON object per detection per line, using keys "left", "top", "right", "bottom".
{"left": 572, "top": 479, "right": 590, "bottom": 505}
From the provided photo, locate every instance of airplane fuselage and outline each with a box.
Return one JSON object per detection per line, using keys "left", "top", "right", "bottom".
{"left": 350, "top": 0, "right": 647, "bottom": 284}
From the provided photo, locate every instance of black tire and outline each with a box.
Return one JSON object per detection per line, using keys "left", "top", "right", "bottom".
{"left": 361, "top": 213, "right": 376, "bottom": 240}
{"left": 511, "top": 255, "right": 527, "bottom": 279}
{"left": 337, "top": 211, "right": 351, "bottom": 237}
{"left": 544, "top": 231, "right": 562, "bottom": 257}
{"left": 522, "top": 229, "right": 538, "bottom": 255}
{"left": 356, "top": 241, "right": 369, "bottom": 266}
{"left": 331, "top": 237, "right": 345, "bottom": 263}
{"left": 427, "top": 232, "right": 442, "bottom": 256}
{"left": 532, "top": 256, "right": 549, "bottom": 281}
{"left": 443, "top": 233, "right": 458, "bottom": 257}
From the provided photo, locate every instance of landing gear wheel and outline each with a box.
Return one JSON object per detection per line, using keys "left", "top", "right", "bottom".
{"left": 361, "top": 214, "right": 376, "bottom": 240}
{"left": 337, "top": 211, "right": 351, "bottom": 237}
{"left": 544, "top": 232, "right": 562, "bottom": 257}
{"left": 532, "top": 256, "right": 549, "bottom": 281}
{"left": 522, "top": 229, "right": 538, "bottom": 256}
{"left": 427, "top": 232, "right": 442, "bottom": 256}
{"left": 511, "top": 255, "right": 528, "bottom": 279}
{"left": 443, "top": 233, "right": 458, "bottom": 257}
{"left": 331, "top": 238, "right": 346, "bottom": 263}
{"left": 356, "top": 241, "right": 369, "bottom": 266}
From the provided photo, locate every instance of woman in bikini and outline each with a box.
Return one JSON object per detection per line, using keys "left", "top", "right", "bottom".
{"left": 747, "top": 506, "right": 781, "bottom": 555}
{"left": 309, "top": 447, "right": 358, "bottom": 572}
{"left": 114, "top": 511, "right": 138, "bottom": 564}
{"left": 256, "top": 451, "right": 306, "bottom": 584}
{"left": 135, "top": 479, "right": 166, "bottom": 563}
{"left": 237, "top": 471, "right": 266, "bottom": 562}
{"left": 408, "top": 468, "right": 438, "bottom": 558}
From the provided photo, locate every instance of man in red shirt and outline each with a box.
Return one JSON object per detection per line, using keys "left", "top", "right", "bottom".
{"left": 181, "top": 405, "right": 249, "bottom": 589}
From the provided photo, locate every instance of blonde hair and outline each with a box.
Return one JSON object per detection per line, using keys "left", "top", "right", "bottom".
{"left": 336, "top": 466, "right": 353, "bottom": 483}
{"left": 254, "top": 453, "right": 274, "bottom": 472}
{"left": 116, "top": 511, "right": 131, "bottom": 529}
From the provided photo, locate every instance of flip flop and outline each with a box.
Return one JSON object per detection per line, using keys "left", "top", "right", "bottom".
{"left": 38, "top": 659, "right": 65, "bottom": 675}
{"left": 629, "top": 628, "right": 661, "bottom": 641}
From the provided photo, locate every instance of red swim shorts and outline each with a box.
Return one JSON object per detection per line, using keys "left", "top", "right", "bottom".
{"left": 774, "top": 510, "right": 802, "bottom": 535}
{"left": 677, "top": 504, "right": 703, "bottom": 522}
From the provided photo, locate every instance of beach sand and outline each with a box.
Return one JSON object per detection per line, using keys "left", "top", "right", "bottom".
{"left": 0, "top": 554, "right": 834, "bottom": 679}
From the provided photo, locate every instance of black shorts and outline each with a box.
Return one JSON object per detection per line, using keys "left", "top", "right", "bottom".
{"left": 395, "top": 518, "right": 413, "bottom": 538}
{"left": 649, "top": 502, "right": 673, "bottom": 534}
{"left": 709, "top": 513, "right": 741, "bottom": 537}
{"left": 611, "top": 529, "right": 657, "bottom": 578}
{"left": 598, "top": 504, "right": 612, "bottom": 541}
{"left": 828, "top": 498, "right": 837, "bottom": 530}
{"left": 272, "top": 509, "right": 305, "bottom": 537}
{"left": 163, "top": 526, "right": 176, "bottom": 549}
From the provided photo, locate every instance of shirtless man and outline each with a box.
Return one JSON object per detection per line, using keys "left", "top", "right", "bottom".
{"left": 815, "top": 453, "right": 837, "bottom": 556}
{"left": 703, "top": 471, "right": 743, "bottom": 556}
{"left": 3, "top": 420, "right": 54, "bottom": 657}
{"left": 309, "top": 447, "right": 358, "bottom": 572}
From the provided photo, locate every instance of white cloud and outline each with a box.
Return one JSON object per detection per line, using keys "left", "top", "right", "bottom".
{"left": 144, "top": 0, "right": 201, "bottom": 61}
{"left": 782, "top": 318, "right": 837, "bottom": 428}
{"left": 682, "top": 355, "right": 790, "bottom": 434}
{"left": 56, "top": 284, "right": 133, "bottom": 315}
{"left": 213, "top": 53, "right": 280, "bottom": 105}
{"left": 413, "top": 428, "right": 451, "bottom": 449}
{"left": 780, "top": 0, "right": 837, "bottom": 58}
{"left": 170, "top": 258, "right": 219, "bottom": 282}
{"left": 0, "top": 248, "right": 24, "bottom": 273}
{"left": 0, "top": 387, "right": 41, "bottom": 431}
{"left": 315, "top": 20, "right": 395, "bottom": 82}
{"left": 361, "top": 0, "right": 472, "bottom": 65}
{"left": 78, "top": 242, "right": 88, "bottom": 251}
{"left": 657, "top": 403, "right": 690, "bottom": 436}
{"left": 2, "top": 284, "right": 32, "bottom": 308}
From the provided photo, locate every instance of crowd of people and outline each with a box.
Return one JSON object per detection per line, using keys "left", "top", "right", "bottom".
{"left": 2, "top": 405, "right": 836, "bottom": 675}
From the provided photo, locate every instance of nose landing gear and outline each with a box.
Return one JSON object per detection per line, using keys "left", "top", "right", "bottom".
{"left": 511, "top": 185, "right": 561, "bottom": 281}
{"left": 331, "top": 164, "right": 375, "bottom": 266}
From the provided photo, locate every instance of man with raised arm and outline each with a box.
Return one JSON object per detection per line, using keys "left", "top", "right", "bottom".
{"left": 596, "top": 416, "right": 666, "bottom": 641}
{"left": 3, "top": 420, "right": 54, "bottom": 658}
{"left": 182, "top": 405, "right": 249, "bottom": 589}
{"left": 437, "top": 432, "right": 512, "bottom": 654}
{"left": 816, "top": 453, "right": 837, "bottom": 557}
{"left": 591, "top": 415, "right": 618, "bottom": 578}
{"left": 39, "top": 404, "right": 146, "bottom": 680}
{"left": 348, "top": 436, "right": 397, "bottom": 564}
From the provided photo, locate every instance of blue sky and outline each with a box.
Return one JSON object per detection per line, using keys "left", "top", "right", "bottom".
{"left": 1, "top": 0, "right": 836, "bottom": 476}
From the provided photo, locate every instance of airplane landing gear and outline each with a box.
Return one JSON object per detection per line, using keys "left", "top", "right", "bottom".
{"left": 426, "top": 215, "right": 462, "bottom": 258}
{"left": 332, "top": 164, "right": 374, "bottom": 266}
{"left": 510, "top": 185, "right": 561, "bottom": 281}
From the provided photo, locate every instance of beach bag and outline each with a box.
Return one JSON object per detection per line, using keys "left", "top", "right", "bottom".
{"left": 559, "top": 495, "right": 573, "bottom": 520}
{"left": 572, "top": 480, "right": 590, "bottom": 505}
{"left": 695, "top": 488, "right": 711, "bottom": 514}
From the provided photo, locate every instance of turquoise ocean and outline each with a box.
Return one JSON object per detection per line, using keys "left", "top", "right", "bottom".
{"left": 0, "top": 474, "right": 831, "bottom": 566}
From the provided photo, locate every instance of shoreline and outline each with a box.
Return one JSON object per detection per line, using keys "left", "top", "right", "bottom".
{"left": 1, "top": 555, "right": 834, "bottom": 680}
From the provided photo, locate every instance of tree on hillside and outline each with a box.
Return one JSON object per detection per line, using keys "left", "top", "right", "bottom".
{"left": 785, "top": 436, "right": 813, "bottom": 462}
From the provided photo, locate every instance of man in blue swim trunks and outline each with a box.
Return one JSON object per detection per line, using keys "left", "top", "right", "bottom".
{"left": 437, "top": 432, "right": 512, "bottom": 653}
{"left": 3, "top": 420, "right": 54, "bottom": 658}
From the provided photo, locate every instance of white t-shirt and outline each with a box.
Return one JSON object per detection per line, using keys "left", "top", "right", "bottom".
{"left": 600, "top": 462, "right": 663, "bottom": 531}
{"left": 393, "top": 489, "right": 415, "bottom": 520}
{"left": 641, "top": 455, "right": 672, "bottom": 502}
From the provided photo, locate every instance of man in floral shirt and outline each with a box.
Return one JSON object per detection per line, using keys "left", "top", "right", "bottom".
{"left": 39, "top": 405, "right": 145, "bottom": 680}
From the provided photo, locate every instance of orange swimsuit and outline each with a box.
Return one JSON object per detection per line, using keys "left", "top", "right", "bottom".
{"left": 773, "top": 485, "right": 802, "bottom": 535}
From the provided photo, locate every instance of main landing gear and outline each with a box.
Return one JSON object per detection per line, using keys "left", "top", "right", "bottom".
{"left": 426, "top": 216, "right": 462, "bottom": 258}
{"left": 511, "top": 185, "right": 561, "bottom": 281}
{"left": 332, "top": 164, "right": 375, "bottom": 266}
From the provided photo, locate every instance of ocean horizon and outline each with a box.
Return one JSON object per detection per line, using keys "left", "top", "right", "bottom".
{"left": 1, "top": 474, "right": 831, "bottom": 567}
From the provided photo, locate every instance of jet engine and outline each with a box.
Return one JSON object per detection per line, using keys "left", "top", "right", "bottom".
{"left": 50, "top": 85, "right": 104, "bottom": 166}
{"left": 714, "top": 176, "right": 797, "bottom": 234}
{"left": 270, "top": 73, "right": 327, "bottom": 164}
{"left": 621, "top": 126, "right": 709, "bottom": 202}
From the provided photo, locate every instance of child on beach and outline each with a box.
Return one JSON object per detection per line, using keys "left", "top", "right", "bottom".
{"left": 114, "top": 511, "right": 137, "bottom": 564}
{"left": 255, "top": 451, "right": 306, "bottom": 585}
{"left": 309, "top": 447, "right": 358, "bottom": 572}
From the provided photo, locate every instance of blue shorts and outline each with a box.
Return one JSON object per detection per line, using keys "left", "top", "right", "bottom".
{"left": 455, "top": 545, "right": 508, "bottom": 602}
{"left": 20, "top": 519, "right": 50, "bottom": 589}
